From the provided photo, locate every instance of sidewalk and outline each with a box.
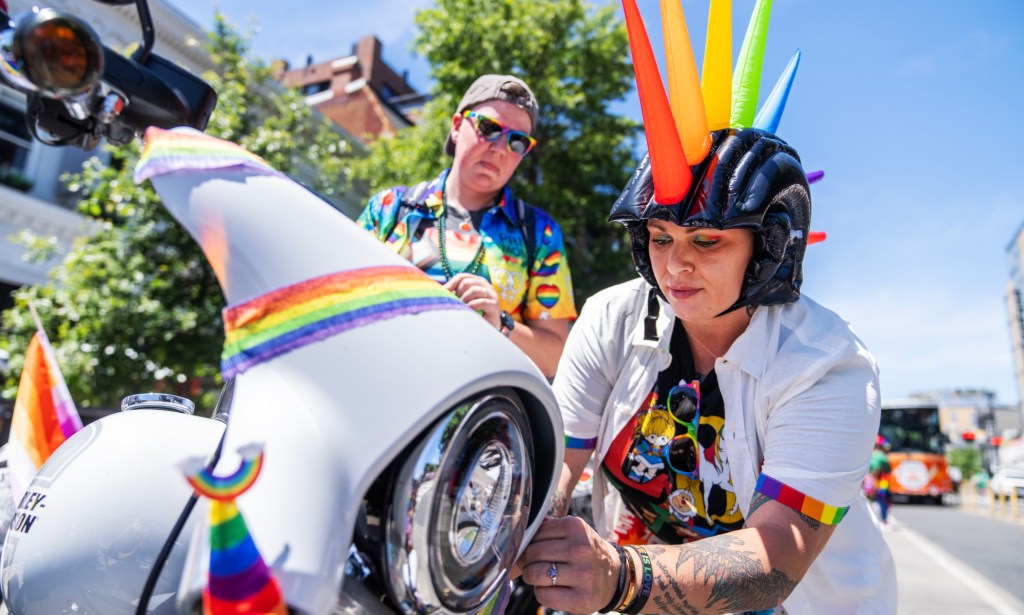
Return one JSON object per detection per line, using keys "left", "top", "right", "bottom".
{"left": 886, "top": 517, "right": 1024, "bottom": 614}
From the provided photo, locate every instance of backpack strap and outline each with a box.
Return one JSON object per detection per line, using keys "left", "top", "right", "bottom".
{"left": 517, "top": 198, "right": 537, "bottom": 274}
{"left": 379, "top": 180, "right": 431, "bottom": 239}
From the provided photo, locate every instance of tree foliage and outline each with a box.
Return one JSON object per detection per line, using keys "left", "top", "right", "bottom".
{"left": 351, "top": 0, "right": 640, "bottom": 301}
{"left": 1, "top": 15, "right": 359, "bottom": 410}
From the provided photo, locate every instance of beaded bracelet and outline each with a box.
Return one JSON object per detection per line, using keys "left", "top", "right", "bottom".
{"left": 621, "top": 546, "right": 653, "bottom": 615}
{"left": 598, "top": 542, "right": 628, "bottom": 613}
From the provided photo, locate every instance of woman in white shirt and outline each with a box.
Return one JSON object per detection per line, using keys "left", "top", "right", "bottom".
{"left": 513, "top": 2, "right": 896, "bottom": 610}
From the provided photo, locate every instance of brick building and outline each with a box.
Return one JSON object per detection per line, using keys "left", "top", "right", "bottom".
{"left": 276, "top": 36, "right": 428, "bottom": 144}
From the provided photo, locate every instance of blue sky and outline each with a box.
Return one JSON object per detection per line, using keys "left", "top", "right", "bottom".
{"left": 166, "top": 0, "right": 1024, "bottom": 406}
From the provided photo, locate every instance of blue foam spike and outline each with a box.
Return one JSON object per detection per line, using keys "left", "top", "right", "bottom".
{"left": 753, "top": 49, "right": 801, "bottom": 134}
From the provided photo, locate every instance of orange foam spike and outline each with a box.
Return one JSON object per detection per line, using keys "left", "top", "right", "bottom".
{"left": 662, "top": 0, "right": 711, "bottom": 164}
{"left": 622, "top": 0, "right": 691, "bottom": 204}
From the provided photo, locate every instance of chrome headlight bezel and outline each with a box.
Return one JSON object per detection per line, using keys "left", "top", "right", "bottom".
{"left": 1, "top": 8, "right": 104, "bottom": 98}
{"left": 383, "top": 388, "right": 533, "bottom": 614}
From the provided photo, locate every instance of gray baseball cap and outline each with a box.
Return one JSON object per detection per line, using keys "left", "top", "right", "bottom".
{"left": 444, "top": 74, "right": 539, "bottom": 156}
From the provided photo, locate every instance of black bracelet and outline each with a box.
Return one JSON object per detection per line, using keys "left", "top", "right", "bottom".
{"left": 622, "top": 546, "right": 653, "bottom": 615}
{"left": 598, "top": 542, "right": 628, "bottom": 613}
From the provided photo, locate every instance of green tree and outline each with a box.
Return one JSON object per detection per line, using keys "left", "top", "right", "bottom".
{"left": 1, "top": 15, "right": 360, "bottom": 410}
{"left": 351, "top": 0, "right": 640, "bottom": 301}
{"left": 948, "top": 446, "right": 982, "bottom": 485}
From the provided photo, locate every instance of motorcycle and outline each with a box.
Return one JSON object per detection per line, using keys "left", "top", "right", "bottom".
{"left": 0, "top": 2, "right": 564, "bottom": 614}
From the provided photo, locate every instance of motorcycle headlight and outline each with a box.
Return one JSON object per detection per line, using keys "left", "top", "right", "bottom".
{"left": 384, "top": 390, "right": 532, "bottom": 613}
{"left": 0, "top": 8, "right": 103, "bottom": 97}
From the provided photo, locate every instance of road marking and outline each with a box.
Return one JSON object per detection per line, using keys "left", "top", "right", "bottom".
{"left": 898, "top": 524, "right": 1024, "bottom": 615}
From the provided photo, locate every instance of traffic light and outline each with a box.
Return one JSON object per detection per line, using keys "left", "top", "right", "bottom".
{"left": 991, "top": 436, "right": 1002, "bottom": 447}
{"left": 962, "top": 431, "right": 976, "bottom": 442}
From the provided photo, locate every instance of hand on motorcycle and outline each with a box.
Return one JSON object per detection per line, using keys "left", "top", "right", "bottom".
{"left": 444, "top": 273, "right": 502, "bottom": 330}
{"left": 515, "top": 515, "right": 622, "bottom": 614}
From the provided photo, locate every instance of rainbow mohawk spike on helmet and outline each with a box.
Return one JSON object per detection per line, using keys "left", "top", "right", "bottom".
{"left": 621, "top": 0, "right": 690, "bottom": 204}
{"left": 731, "top": 0, "right": 774, "bottom": 128}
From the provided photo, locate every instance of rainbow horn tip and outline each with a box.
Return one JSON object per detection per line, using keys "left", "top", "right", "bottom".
{"left": 184, "top": 444, "right": 266, "bottom": 501}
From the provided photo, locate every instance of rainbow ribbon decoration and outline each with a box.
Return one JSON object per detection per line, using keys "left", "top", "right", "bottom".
{"left": 182, "top": 444, "right": 287, "bottom": 615}
{"left": 134, "top": 126, "right": 281, "bottom": 183}
{"left": 755, "top": 474, "right": 849, "bottom": 525}
{"left": 221, "top": 265, "right": 467, "bottom": 379}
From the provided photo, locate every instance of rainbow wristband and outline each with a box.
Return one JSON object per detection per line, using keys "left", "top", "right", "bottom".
{"left": 755, "top": 474, "right": 849, "bottom": 525}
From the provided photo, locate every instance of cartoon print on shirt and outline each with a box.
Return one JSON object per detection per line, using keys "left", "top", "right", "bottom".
{"left": 697, "top": 414, "right": 739, "bottom": 522}
{"left": 668, "top": 487, "right": 697, "bottom": 524}
{"left": 623, "top": 407, "right": 673, "bottom": 483}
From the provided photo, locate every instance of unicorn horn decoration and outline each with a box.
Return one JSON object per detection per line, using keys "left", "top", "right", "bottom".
{"left": 182, "top": 444, "right": 287, "bottom": 615}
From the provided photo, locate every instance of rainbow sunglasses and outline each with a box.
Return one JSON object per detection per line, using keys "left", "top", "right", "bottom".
{"left": 663, "top": 380, "right": 701, "bottom": 479}
{"left": 462, "top": 110, "right": 537, "bottom": 156}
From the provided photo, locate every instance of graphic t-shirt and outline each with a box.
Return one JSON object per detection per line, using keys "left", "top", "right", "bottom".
{"left": 602, "top": 320, "right": 745, "bottom": 544}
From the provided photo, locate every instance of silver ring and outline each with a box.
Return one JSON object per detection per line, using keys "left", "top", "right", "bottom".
{"left": 547, "top": 562, "right": 558, "bottom": 586}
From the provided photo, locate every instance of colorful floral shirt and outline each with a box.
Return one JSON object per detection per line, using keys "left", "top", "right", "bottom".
{"left": 356, "top": 169, "right": 577, "bottom": 322}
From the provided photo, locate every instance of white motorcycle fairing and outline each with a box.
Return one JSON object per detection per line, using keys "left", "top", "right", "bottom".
{"left": 1, "top": 127, "right": 563, "bottom": 615}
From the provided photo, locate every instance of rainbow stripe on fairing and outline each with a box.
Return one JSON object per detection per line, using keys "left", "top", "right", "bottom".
{"left": 565, "top": 435, "right": 598, "bottom": 449}
{"left": 755, "top": 474, "right": 848, "bottom": 525}
{"left": 221, "top": 265, "right": 467, "bottom": 379}
{"left": 187, "top": 448, "right": 264, "bottom": 502}
{"left": 134, "top": 127, "right": 281, "bottom": 184}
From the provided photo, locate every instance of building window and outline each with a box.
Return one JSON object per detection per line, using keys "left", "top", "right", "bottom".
{"left": 0, "top": 85, "right": 33, "bottom": 187}
{"left": 301, "top": 81, "right": 330, "bottom": 96}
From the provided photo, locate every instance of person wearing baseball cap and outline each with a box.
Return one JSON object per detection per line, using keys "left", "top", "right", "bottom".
{"left": 357, "top": 75, "right": 577, "bottom": 377}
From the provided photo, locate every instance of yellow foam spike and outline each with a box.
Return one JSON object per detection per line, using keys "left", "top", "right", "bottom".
{"left": 701, "top": 0, "right": 732, "bottom": 131}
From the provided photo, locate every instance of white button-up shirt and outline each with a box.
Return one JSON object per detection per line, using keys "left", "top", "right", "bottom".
{"left": 556, "top": 278, "right": 897, "bottom": 614}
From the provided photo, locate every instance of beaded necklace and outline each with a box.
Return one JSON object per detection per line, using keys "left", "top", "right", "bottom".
{"left": 437, "top": 177, "right": 487, "bottom": 281}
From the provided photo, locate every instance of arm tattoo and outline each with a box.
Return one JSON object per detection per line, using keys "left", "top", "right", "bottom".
{"left": 651, "top": 559, "right": 700, "bottom": 615}
{"left": 548, "top": 490, "right": 570, "bottom": 517}
{"left": 747, "top": 492, "right": 771, "bottom": 518}
{"left": 653, "top": 535, "right": 797, "bottom": 613}
{"left": 798, "top": 512, "right": 822, "bottom": 530}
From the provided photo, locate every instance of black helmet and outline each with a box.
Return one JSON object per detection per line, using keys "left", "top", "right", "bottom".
{"left": 610, "top": 128, "right": 810, "bottom": 314}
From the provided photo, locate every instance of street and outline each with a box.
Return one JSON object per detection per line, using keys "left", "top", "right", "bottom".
{"left": 887, "top": 499, "right": 1024, "bottom": 614}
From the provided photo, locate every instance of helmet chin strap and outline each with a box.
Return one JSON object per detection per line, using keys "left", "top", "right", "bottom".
{"left": 644, "top": 287, "right": 660, "bottom": 341}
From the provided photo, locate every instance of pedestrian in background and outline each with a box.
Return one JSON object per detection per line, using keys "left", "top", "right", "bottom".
{"left": 866, "top": 435, "right": 893, "bottom": 527}
{"left": 357, "top": 75, "right": 576, "bottom": 377}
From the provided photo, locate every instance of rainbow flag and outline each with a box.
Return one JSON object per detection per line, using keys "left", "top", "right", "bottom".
{"left": 8, "top": 329, "right": 82, "bottom": 505}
